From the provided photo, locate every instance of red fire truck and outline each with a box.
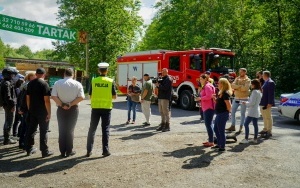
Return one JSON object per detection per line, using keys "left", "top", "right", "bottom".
{"left": 117, "top": 48, "right": 236, "bottom": 110}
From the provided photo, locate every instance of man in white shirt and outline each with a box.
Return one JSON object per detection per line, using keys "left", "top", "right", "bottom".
{"left": 51, "top": 68, "right": 85, "bottom": 158}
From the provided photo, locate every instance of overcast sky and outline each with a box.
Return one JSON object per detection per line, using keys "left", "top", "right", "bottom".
{"left": 0, "top": 0, "right": 158, "bottom": 52}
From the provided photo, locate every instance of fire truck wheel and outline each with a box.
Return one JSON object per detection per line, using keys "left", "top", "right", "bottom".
{"left": 179, "top": 90, "right": 196, "bottom": 110}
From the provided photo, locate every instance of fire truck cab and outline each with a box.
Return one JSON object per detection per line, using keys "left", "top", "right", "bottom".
{"left": 117, "top": 48, "right": 236, "bottom": 110}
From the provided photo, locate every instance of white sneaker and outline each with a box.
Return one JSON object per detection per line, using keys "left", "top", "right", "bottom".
{"left": 240, "top": 139, "right": 249, "bottom": 144}
{"left": 251, "top": 139, "right": 258, "bottom": 144}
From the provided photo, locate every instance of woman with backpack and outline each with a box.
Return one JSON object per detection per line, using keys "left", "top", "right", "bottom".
{"left": 195, "top": 74, "right": 216, "bottom": 147}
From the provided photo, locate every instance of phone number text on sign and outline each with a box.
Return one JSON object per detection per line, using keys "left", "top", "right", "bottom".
{"left": 1, "top": 16, "right": 35, "bottom": 33}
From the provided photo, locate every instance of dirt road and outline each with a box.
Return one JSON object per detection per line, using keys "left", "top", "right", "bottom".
{"left": 0, "top": 97, "right": 299, "bottom": 188}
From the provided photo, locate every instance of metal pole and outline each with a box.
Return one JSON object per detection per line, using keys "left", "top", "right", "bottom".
{"left": 85, "top": 33, "right": 89, "bottom": 77}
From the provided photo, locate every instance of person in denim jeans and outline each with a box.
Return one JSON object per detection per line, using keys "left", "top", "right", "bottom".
{"left": 195, "top": 74, "right": 216, "bottom": 147}
{"left": 240, "top": 79, "right": 262, "bottom": 144}
{"left": 126, "top": 76, "right": 141, "bottom": 124}
{"left": 227, "top": 68, "right": 251, "bottom": 132}
{"left": 212, "top": 78, "right": 232, "bottom": 152}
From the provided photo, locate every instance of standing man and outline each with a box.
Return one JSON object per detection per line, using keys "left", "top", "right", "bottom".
{"left": 1, "top": 68, "right": 17, "bottom": 145}
{"left": 26, "top": 68, "right": 53, "bottom": 157}
{"left": 86, "top": 62, "right": 117, "bottom": 157}
{"left": 155, "top": 68, "right": 173, "bottom": 132}
{"left": 51, "top": 68, "right": 85, "bottom": 158}
{"left": 140, "top": 73, "right": 153, "bottom": 126}
{"left": 226, "top": 68, "right": 251, "bottom": 132}
{"left": 259, "top": 71, "right": 275, "bottom": 139}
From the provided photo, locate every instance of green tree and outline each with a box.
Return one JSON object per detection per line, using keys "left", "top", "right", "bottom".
{"left": 54, "top": 0, "right": 143, "bottom": 76}
{"left": 0, "top": 38, "right": 5, "bottom": 69}
{"left": 16, "top": 45, "right": 34, "bottom": 59}
{"left": 138, "top": 0, "right": 300, "bottom": 93}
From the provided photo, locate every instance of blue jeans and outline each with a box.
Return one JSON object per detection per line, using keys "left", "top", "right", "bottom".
{"left": 231, "top": 98, "right": 247, "bottom": 127}
{"left": 127, "top": 100, "right": 138, "bottom": 121}
{"left": 203, "top": 109, "right": 215, "bottom": 142}
{"left": 214, "top": 112, "right": 229, "bottom": 148}
{"left": 244, "top": 116, "right": 259, "bottom": 139}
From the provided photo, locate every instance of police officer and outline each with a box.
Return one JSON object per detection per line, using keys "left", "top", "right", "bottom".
{"left": 1, "top": 68, "right": 18, "bottom": 145}
{"left": 86, "top": 62, "right": 117, "bottom": 157}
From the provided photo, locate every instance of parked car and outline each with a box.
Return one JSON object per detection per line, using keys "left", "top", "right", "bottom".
{"left": 278, "top": 92, "right": 300, "bottom": 122}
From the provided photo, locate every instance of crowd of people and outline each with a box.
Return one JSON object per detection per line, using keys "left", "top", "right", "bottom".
{"left": 0, "top": 64, "right": 275, "bottom": 157}
{"left": 126, "top": 68, "right": 275, "bottom": 152}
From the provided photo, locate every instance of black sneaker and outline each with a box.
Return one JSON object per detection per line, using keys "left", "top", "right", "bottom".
{"left": 262, "top": 133, "right": 272, "bottom": 139}
{"left": 27, "top": 148, "right": 38, "bottom": 156}
{"left": 142, "top": 122, "right": 151, "bottom": 126}
{"left": 218, "top": 148, "right": 226, "bottom": 152}
{"left": 102, "top": 151, "right": 111, "bottom": 157}
{"left": 211, "top": 145, "right": 220, "bottom": 149}
{"left": 3, "top": 139, "right": 17, "bottom": 145}
{"left": 156, "top": 123, "right": 165, "bottom": 131}
{"left": 42, "top": 151, "right": 54, "bottom": 158}
{"left": 66, "top": 151, "right": 76, "bottom": 157}
{"left": 86, "top": 151, "right": 92, "bottom": 157}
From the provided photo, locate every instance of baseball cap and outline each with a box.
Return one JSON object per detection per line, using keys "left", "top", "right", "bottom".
{"left": 98, "top": 62, "right": 109, "bottom": 69}
{"left": 144, "top": 73, "right": 149, "bottom": 76}
{"left": 36, "top": 68, "right": 46, "bottom": 74}
{"left": 205, "top": 71, "right": 211, "bottom": 75}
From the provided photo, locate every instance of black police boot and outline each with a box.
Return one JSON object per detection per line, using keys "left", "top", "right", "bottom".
{"left": 162, "top": 122, "right": 170, "bottom": 132}
{"left": 156, "top": 123, "right": 165, "bottom": 131}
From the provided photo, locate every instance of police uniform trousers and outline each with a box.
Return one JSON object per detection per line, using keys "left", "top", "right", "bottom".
{"left": 57, "top": 105, "right": 79, "bottom": 155}
{"left": 87, "top": 108, "right": 111, "bottom": 153}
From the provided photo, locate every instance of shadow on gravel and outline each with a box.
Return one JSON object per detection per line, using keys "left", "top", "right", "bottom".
{"left": 18, "top": 156, "right": 100, "bottom": 178}
{"left": 119, "top": 132, "right": 157, "bottom": 141}
{"left": 180, "top": 119, "right": 201, "bottom": 125}
{"left": 0, "top": 148, "right": 62, "bottom": 173}
{"left": 182, "top": 150, "right": 223, "bottom": 169}
{"left": 111, "top": 124, "right": 157, "bottom": 132}
{"left": 163, "top": 145, "right": 223, "bottom": 169}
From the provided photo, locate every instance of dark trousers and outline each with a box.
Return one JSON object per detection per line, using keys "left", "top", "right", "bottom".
{"left": 19, "top": 112, "right": 29, "bottom": 148}
{"left": 203, "top": 109, "right": 215, "bottom": 143}
{"left": 214, "top": 112, "right": 229, "bottom": 149}
{"left": 244, "top": 116, "right": 259, "bottom": 139}
{"left": 3, "top": 106, "right": 15, "bottom": 142}
{"left": 87, "top": 109, "right": 111, "bottom": 153}
{"left": 12, "top": 110, "right": 21, "bottom": 136}
{"left": 25, "top": 113, "right": 49, "bottom": 153}
{"left": 199, "top": 107, "right": 204, "bottom": 120}
{"left": 57, "top": 106, "right": 79, "bottom": 155}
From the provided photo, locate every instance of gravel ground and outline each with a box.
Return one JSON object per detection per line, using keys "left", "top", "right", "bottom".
{"left": 0, "top": 96, "right": 299, "bottom": 188}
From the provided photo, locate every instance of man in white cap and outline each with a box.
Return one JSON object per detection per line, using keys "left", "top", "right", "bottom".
{"left": 86, "top": 62, "right": 117, "bottom": 157}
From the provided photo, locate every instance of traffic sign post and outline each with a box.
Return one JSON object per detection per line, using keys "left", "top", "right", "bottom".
{"left": 0, "top": 14, "right": 77, "bottom": 41}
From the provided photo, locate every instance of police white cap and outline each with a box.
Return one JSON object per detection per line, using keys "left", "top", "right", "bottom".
{"left": 98, "top": 62, "right": 109, "bottom": 69}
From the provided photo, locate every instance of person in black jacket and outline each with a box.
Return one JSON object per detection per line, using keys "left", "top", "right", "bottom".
{"left": 155, "top": 68, "right": 173, "bottom": 132}
{"left": 18, "top": 72, "right": 36, "bottom": 149}
{"left": 1, "top": 68, "right": 18, "bottom": 145}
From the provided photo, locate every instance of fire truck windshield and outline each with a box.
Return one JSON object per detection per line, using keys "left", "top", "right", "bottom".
{"left": 206, "top": 53, "right": 234, "bottom": 74}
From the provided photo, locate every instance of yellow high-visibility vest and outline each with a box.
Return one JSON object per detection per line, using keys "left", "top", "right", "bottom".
{"left": 91, "top": 76, "right": 113, "bottom": 109}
